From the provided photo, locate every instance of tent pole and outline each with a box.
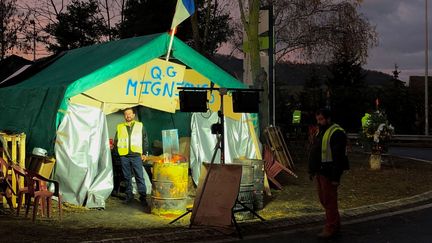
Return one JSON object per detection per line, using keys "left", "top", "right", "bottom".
{"left": 166, "top": 27, "right": 177, "bottom": 61}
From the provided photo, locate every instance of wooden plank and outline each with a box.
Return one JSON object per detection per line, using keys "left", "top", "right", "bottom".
{"left": 265, "top": 127, "right": 294, "bottom": 170}
{"left": 276, "top": 127, "right": 295, "bottom": 169}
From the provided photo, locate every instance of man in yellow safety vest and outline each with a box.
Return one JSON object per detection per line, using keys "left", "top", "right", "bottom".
{"left": 292, "top": 109, "right": 301, "bottom": 124}
{"left": 308, "top": 109, "right": 349, "bottom": 239}
{"left": 115, "top": 107, "right": 149, "bottom": 208}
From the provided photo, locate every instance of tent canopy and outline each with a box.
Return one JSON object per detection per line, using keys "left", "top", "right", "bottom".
{"left": 0, "top": 33, "right": 246, "bottom": 154}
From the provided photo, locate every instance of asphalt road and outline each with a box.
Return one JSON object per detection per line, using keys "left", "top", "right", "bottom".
{"left": 221, "top": 147, "right": 432, "bottom": 243}
{"left": 233, "top": 203, "right": 432, "bottom": 243}
{"left": 388, "top": 147, "right": 432, "bottom": 162}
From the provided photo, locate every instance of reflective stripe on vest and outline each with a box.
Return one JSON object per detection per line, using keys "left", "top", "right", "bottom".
{"left": 117, "top": 122, "right": 143, "bottom": 156}
{"left": 321, "top": 124, "right": 344, "bottom": 163}
{"left": 292, "top": 110, "right": 301, "bottom": 124}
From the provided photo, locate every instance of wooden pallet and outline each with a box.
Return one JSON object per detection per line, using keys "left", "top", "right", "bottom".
{"left": 0, "top": 132, "right": 26, "bottom": 207}
{"left": 264, "top": 126, "right": 295, "bottom": 170}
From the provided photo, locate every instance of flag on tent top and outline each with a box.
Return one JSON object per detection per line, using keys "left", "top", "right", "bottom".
{"left": 171, "top": 0, "right": 195, "bottom": 29}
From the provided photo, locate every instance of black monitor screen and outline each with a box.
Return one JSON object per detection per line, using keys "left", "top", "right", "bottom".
{"left": 232, "top": 91, "right": 260, "bottom": 113}
{"left": 179, "top": 90, "right": 208, "bottom": 112}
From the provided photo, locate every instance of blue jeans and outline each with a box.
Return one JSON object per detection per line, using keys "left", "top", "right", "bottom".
{"left": 120, "top": 156, "right": 146, "bottom": 199}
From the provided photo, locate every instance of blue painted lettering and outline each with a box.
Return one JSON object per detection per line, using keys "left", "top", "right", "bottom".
{"left": 151, "top": 81, "right": 161, "bottom": 95}
{"left": 150, "top": 66, "right": 162, "bottom": 80}
{"left": 141, "top": 81, "right": 151, "bottom": 94}
{"left": 126, "top": 79, "right": 138, "bottom": 96}
{"left": 166, "top": 66, "right": 177, "bottom": 77}
{"left": 163, "top": 82, "right": 175, "bottom": 97}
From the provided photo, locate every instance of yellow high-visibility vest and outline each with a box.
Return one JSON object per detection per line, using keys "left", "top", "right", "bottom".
{"left": 117, "top": 121, "right": 143, "bottom": 156}
{"left": 321, "top": 124, "right": 345, "bottom": 162}
{"left": 361, "top": 113, "right": 371, "bottom": 128}
{"left": 292, "top": 110, "right": 301, "bottom": 124}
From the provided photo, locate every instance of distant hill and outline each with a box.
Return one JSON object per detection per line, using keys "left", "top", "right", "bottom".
{"left": 210, "top": 55, "right": 394, "bottom": 87}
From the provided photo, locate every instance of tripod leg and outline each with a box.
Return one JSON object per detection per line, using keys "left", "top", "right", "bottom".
{"left": 236, "top": 200, "right": 265, "bottom": 221}
{"left": 231, "top": 211, "right": 243, "bottom": 239}
{"left": 169, "top": 209, "right": 191, "bottom": 224}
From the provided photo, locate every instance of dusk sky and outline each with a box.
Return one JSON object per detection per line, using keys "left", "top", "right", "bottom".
{"left": 15, "top": 0, "right": 432, "bottom": 84}
{"left": 222, "top": 0, "right": 432, "bottom": 83}
{"left": 360, "top": 0, "right": 431, "bottom": 83}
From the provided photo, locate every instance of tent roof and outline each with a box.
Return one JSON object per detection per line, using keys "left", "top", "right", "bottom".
{"left": 10, "top": 33, "right": 162, "bottom": 89}
{"left": 9, "top": 32, "right": 244, "bottom": 91}
{"left": 63, "top": 33, "right": 244, "bottom": 99}
{"left": 0, "top": 32, "right": 246, "bottom": 154}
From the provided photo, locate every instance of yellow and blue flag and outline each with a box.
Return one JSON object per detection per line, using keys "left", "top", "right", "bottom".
{"left": 171, "top": 0, "right": 195, "bottom": 29}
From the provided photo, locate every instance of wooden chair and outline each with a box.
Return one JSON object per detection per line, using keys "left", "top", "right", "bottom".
{"left": 263, "top": 145, "right": 297, "bottom": 190}
{"left": 0, "top": 157, "right": 15, "bottom": 211}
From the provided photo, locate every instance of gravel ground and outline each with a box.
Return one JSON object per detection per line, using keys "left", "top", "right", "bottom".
{"left": 1, "top": 152, "right": 432, "bottom": 242}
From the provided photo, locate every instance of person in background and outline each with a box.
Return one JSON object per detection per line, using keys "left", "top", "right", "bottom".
{"left": 361, "top": 110, "right": 372, "bottom": 130}
{"left": 115, "top": 107, "right": 149, "bottom": 209}
{"left": 308, "top": 108, "right": 349, "bottom": 239}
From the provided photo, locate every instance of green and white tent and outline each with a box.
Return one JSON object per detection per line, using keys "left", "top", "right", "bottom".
{"left": 0, "top": 32, "right": 245, "bottom": 153}
{"left": 0, "top": 33, "right": 259, "bottom": 208}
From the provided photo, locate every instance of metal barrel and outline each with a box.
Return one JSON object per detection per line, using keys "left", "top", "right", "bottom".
{"left": 228, "top": 163, "right": 253, "bottom": 221}
{"left": 233, "top": 184, "right": 254, "bottom": 221}
{"left": 233, "top": 159, "right": 265, "bottom": 210}
{"left": 151, "top": 161, "right": 188, "bottom": 217}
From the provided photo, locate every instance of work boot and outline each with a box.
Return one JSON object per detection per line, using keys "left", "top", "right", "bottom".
{"left": 139, "top": 195, "right": 148, "bottom": 208}
{"left": 123, "top": 194, "right": 134, "bottom": 204}
{"left": 317, "top": 228, "right": 337, "bottom": 239}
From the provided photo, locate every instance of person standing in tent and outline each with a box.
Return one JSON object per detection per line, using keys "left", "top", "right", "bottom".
{"left": 308, "top": 109, "right": 349, "bottom": 239}
{"left": 115, "top": 108, "right": 149, "bottom": 208}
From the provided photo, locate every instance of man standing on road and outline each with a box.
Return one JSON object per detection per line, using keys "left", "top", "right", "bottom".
{"left": 308, "top": 109, "right": 349, "bottom": 238}
{"left": 115, "top": 107, "right": 149, "bottom": 208}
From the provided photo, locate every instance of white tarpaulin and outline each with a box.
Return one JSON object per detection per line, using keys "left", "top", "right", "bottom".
{"left": 189, "top": 112, "right": 260, "bottom": 185}
{"left": 54, "top": 103, "right": 113, "bottom": 208}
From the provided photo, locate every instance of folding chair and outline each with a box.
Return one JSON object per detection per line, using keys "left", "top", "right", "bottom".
{"left": 263, "top": 145, "right": 297, "bottom": 189}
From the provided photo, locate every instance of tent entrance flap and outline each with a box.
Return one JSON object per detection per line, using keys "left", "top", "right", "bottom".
{"left": 55, "top": 103, "right": 113, "bottom": 208}
{"left": 69, "top": 59, "right": 186, "bottom": 114}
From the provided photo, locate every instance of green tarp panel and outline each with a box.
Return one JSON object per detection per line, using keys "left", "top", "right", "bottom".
{"left": 137, "top": 107, "right": 191, "bottom": 154}
{"left": 0, "top": 32, "right": 245, "bottom": 155}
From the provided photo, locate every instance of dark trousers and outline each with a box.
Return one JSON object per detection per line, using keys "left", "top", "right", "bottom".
{"left": 120, "top": 156, "right": 146, "bottom": 199}
{"left": 316, "top": 174, "right": 340, "bottom": 232}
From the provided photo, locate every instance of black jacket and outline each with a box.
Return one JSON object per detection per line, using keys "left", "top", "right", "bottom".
{"left": 308, "top": 124, "right": 349, "bottom": 182}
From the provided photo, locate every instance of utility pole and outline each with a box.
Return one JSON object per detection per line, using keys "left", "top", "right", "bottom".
{"left": 426, "top": 0, "right": 429, "bottom": 135}
{"left": 269, "top": 4, "right": 275, "bottom": 126}
{"left": 30, "top": 17, "right": 36, "bottom": 61}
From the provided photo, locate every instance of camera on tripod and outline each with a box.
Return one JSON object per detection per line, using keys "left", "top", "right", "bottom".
{"left": 211, "top": 123, "right": 222, "bottom": 135}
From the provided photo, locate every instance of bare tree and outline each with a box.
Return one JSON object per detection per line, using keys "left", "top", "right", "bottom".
{"left": 18, "top": 0, "right": 123, "bottom": 57}
{"left": 190, "top": 0, "right": 234, "bottom": 56}
{"left": 97, "top": 0, "right": 125, "bottom": 40}
{"left": 231, "top": 0, "right": 376, "bottom": 135}
{"left": 0, "top": 0, "right": 31, "bottom": 60}
{"left": 231, "top": 0, "right": 376, "bottom": 64}
{"left": 272, "top": 0, "right": 377, "bottom": 63}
